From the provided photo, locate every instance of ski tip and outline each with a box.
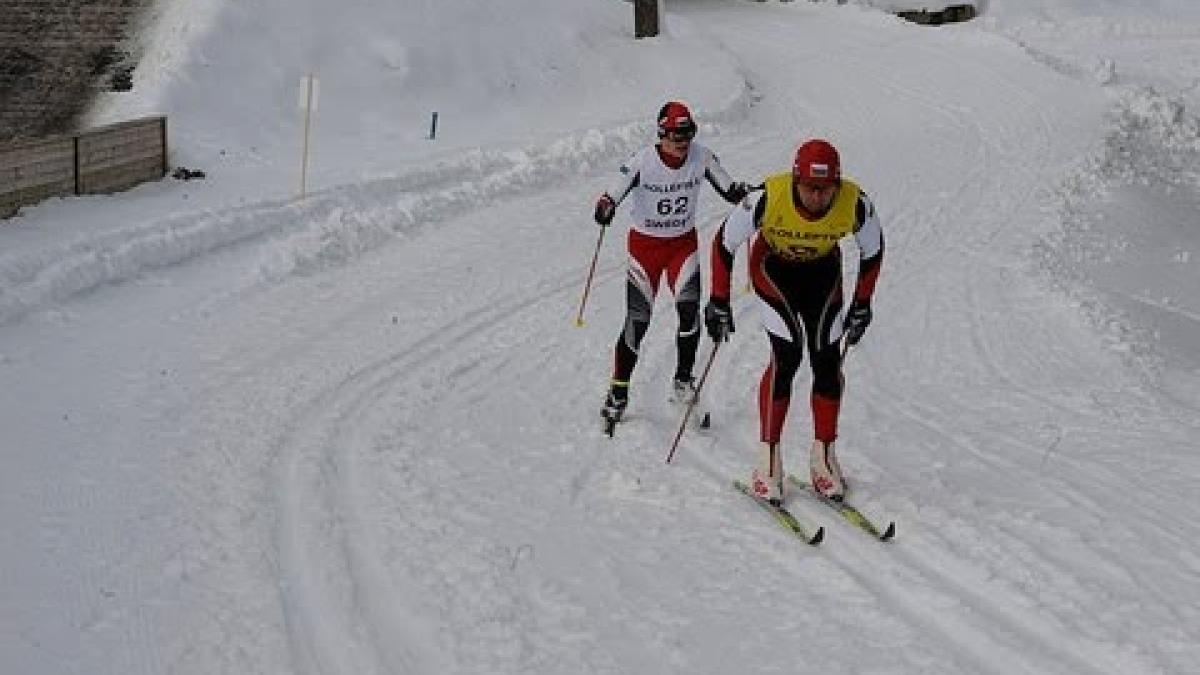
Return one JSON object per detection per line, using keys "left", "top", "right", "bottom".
{"left": 809, "top": 526, "right": 825, "bottom": 546}
{"left": 699, "top": 412, "right": 711, "bottom": 429}
{"left": 880, "top": 521, "right": 896, "bottom": 541}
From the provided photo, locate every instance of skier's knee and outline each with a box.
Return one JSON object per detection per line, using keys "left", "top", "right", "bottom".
{"left": 676, "top": 300, "right": 698, "bottom": 331}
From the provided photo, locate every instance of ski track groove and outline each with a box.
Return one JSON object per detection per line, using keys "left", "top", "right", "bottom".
{"left": 272, "top": 258, "right": 613, "bottom": 674}
{"left": 886, "top": 536, "right": 1157, "bottom": 675}
{"left": 675, "top": 428, "right": 1042, "bottom": 675}
{"left": 870, "top": 360, "right": 1200, "bottom": 554}
{"left": 685, "top": 416, "right": 1167, "bottom": 675}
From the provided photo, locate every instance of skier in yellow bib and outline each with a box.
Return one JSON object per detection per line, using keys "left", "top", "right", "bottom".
{"left": 704, "top": 139, "right": 884, "bottom": 504}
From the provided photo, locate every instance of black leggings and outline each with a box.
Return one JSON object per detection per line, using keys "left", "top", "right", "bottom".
{"left": 613, "top": 279, "right": 700, "bottom": 384}
{"left": 752, "top": 245, "right": 845, "bottom": 441}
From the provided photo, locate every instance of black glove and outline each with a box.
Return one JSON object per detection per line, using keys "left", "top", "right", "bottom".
{"left": 704, "top": 298, "right": 734, "bottom": 342}
{"left": 844, "top": 300, "right": 872, "bottom": 346}
{"left": 594, "top": 194, "right": 616, "bottom": 226}
{"left": 725, "top": 181, "right": 749, "bottom": 204}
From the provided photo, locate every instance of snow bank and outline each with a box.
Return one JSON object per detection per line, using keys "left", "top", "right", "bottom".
{"left": 1, "top": 93, "right": 752, "bottom": 325}
{"left": 1037, "top": 87, "right": 1200, "bottom": 384}
{"left": 980, "top": 0, "right": 1200, "bottom": 23}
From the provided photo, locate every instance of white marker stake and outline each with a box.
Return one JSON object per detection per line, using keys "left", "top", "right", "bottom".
{"left": 298, "top": 74, "right": 319, "bottom": 198}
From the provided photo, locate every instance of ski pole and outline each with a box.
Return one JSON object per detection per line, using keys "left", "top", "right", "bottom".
{"left": 665, "top": 339, "right": 722, "bottom": 464}
{"left": 574, "top": 226, "right": 606, "bottom": 327}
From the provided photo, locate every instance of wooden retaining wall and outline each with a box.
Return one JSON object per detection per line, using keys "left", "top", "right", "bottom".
{"left": 0, "top": 115, "right": 167, "bottom": 218}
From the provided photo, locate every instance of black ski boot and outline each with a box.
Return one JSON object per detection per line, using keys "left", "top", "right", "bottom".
{"left": 600, "top": 383, "right": 628, "bottom": 437}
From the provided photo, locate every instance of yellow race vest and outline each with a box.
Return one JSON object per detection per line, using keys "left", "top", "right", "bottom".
{"left": 759, "top": 173, "right": 861, "bottom": 262}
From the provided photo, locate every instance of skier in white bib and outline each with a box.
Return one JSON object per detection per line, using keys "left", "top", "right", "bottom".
{"left": 592, "top": 101, "right": 748, "bottom": 428}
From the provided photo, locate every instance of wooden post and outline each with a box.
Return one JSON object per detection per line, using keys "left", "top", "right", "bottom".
{"left": 299, "top": 74, "right": 315, "bottom": 199}
{"left": 634, "top": 0, "right": 659, "bottom": 39}
{"left": 159, "top": 117, "right": 169, "bottom": 178}
{"left": 73, "top": 135, "right": 81, "bottom": 195}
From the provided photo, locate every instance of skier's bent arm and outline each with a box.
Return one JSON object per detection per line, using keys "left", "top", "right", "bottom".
{"left": 710, "top": 191, "right": 763, "bottom": 300}
{"left": 703, "top": 150, "right": 747, "bottom": 204}
{"left": 604, "top": 151, "right": 643, "bottom": 208}
{"left": 851, "top": 192, "right": 884, "bottom": 302}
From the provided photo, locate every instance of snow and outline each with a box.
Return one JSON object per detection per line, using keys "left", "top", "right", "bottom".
{"left": 3, "top": 0, "right": 1200, "bottom": 673}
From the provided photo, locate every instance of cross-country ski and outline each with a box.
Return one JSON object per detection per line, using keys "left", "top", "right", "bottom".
{"left": 733, "top": 480, "right": 825, "bottom": 546}
{"left": 788, "top": 475, "right": 896, "bottom": 541}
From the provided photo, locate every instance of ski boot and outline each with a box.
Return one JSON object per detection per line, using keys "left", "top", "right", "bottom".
{"left": 750, "top": 442, "right": 785, "bottom": 506}
{"left": 669, "top": 375, "right": 698, "bottom": 405}
{"left": 600, "top": 382, "right": 628, "bottom": 436}
{"left": 809, "top": 439, "right": 845, "bottom": 501}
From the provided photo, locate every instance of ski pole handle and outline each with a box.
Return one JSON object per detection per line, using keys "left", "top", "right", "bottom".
{"left": 574, "top": 226, "right": 606, "bottom": 327}
{"left": 665, "top": 339, "right": 722, "bottom": 464}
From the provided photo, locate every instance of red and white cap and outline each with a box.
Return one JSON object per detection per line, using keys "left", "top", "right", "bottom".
{"left": 657, "top": 101, "right": 697, "bottom": 137}
{"left": 793, "top": 139, "right": 841, "bottom": 184}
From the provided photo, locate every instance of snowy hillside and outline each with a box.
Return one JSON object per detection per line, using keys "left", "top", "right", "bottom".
{"left": 3, "top": 1, "right": 1199, "bottom": 673}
